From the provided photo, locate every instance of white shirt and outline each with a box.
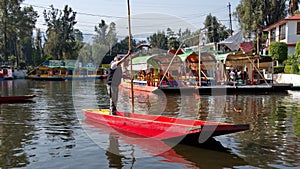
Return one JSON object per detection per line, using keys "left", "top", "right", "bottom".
{"left": 110, "top": 61, "right": 119, "bottom": 70}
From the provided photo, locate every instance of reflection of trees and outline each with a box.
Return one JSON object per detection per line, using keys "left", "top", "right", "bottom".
{"left": 40, "top": 81, "right": 77, "bottom": 158}
{"left": 0, "top": 80, "right": 40, "bottom": 168}
{"left": 190, "top": 93, "right": 299, "bottom": 167}
{"left": 0, "top": 104, "right": 34, "bottom": 168}
{"left": 231, "top": 94, "right": 300, "bottom": 167}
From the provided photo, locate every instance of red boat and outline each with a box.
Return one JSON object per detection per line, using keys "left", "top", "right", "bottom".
{"left": 83, "top": 109, "right": 249, "bottom": 144}
{"left": 0, "top": 94, "right": 36, "bottom": 103}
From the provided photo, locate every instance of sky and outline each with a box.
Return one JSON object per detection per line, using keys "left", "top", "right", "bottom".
{"left": 22, "top": 0, "right": 240, "bottom": 40}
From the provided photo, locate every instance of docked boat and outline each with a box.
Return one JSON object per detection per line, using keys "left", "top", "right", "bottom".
{"left": 120, "top": 46, "right": 292, "bottom": 94}
{"left": 83, "top": 109, "right": 249, "bottom": 144}
{"left": 27, "top": 60, "right": 107, "bottom": 81}
{"left": 84, "top": 119, "right": 248, "bottom": 166}
{"left": 0, "top": 94, "right": 36, "bottom": 103}
{"left": 0, "top": 65, "right": 14, "bottom": 80}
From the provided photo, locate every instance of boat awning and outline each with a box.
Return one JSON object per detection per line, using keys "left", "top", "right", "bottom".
{"left": 215, "top": 53, "right": 228, "bottom": 61}
{"left": 178, "top": 51, "right": 198, "bottom": 63}
{"left": 219, "top": 52, "right": 273, "bottom": 68}
{"left": 129, "top": 54, "right": 183, "bottom": 71}
{"left": 178, "top": 51, "right": 217, "bottom": 63}
{"left": 131, "top": 55, "right": 156, "bottom": 70}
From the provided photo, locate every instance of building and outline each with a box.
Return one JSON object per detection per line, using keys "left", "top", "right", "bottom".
{"left": 263, "top": 14, "right": 300, "bottom": 55}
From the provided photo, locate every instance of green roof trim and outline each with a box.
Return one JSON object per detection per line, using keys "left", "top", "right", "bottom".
{"left": 131, "top": 54, "right": 156, "bottom": 65}
{"left": 215, "top": 53, "right": 229, "bottom": 61}
{"left": 178, "top": 51, "right": 194, "bottom": 61}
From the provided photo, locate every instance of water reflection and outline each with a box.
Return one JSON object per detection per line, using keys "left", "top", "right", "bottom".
{"left": 106, "top": 133, "right": 124, "bottom": 169}
{"left": 113, "top": 87, "right": 300, "bottom": 168}
{"left": 0, "top": 101, "right": 34, "bottom": 168}
{"left": 0, "top": 79, "right": 299, "bottom": 168}
{"left": 84, "top": 119, "right": 248, "bottom": 169}
{"left": 0, "top": 80, "right": 80, "bottom": 168}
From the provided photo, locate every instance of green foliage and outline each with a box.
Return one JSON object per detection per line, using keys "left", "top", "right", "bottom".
{"left": 148, "top": 31, "right": 168, "bottom": 50}
{"left": 284, "top": 54, "right": 300, "bottom": 65}
{"left": 284, "top": 64, "right": 299, "bottom": 74}
{"left": 168, "top": 37, "right": 180, "bottom": 49}
{"left": 273, "top": 66, "right": 285, "bottom": 74}
{"left": 204, "top": 14, "right": 231, "bottom": 43}
{"left": 292, "top": 63, "right": 299, "bottom": 73}
{"left": 269, "top": 42, "right": 288, "bottom": 63}
{"left": 294, "top": 40, "right": 300, "bottom": 56}
{"left": 283, "top": 40, "right": 300, "bottom": 74}
{"left": 234, "top": 0, "right": 286, "bottom": 38}
{"left": 284, "top": 65, "right": 293, "bottom": 74}
{"left": 43, "top": 5, "right": 82, "bottom": 60}
{"left": 8, "top": 55, "right": 16, "bottom": 62}
{"left": 0, "top": 0, "right": 38, "bottom": 66}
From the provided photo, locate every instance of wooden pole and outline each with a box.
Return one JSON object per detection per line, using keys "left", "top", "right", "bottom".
{"left": 198, "top": 32, "right": 202, "bottom": 87}
{"left": 127, "top": 0, "right": 134, "bottom": 113}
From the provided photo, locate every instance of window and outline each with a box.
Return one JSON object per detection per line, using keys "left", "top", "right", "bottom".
{"left": 270, "top": 28, "right": 276, "bottom": 41}
{"left": 279, "top": 24, "right": 286, "bottom": 40}
{"left": 297, "top": 22, "right": 300, "bottom": 35}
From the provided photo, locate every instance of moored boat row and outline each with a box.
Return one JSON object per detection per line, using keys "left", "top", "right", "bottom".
{"left": 26, "top": 60, "right": 107, "bottom": 81}
{"left": 119, "top": 45, "right": 292, "bottom": 95}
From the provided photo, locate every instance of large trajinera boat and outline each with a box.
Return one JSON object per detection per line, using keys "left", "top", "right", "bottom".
{"left": 27, "top": 60, "right": 107, "bottom": 81}
{"left": 83, "top": 109, "right": 250, "bottom": 144}
{"left": 120, "top": 45, "right": 292, "bottom": 94}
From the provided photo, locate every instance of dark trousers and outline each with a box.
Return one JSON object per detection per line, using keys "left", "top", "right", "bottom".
{"left": 106, "top": 84, "right": 119, "bottom": 114}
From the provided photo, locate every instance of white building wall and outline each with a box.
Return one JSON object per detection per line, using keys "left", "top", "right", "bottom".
{"left": 286, "top": 21, "right": 300, "bottom": 43}
{"left": 275, "top": 26, "right": 280, "bottom": 41}
{"left": 268, "top": 21, "right": 299, "bottom": 55}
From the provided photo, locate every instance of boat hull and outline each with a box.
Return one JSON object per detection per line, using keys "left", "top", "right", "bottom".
{"left": 83, "top": 109, "right": 249, "bottom": 142}
{"left": 121, "top": 83, "right": 292, "bottom": 95}
{"left": 0, "top": 95, "right": 36, "bottom": 103}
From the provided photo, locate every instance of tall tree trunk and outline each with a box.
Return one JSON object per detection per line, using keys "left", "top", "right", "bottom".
{"left": 289, "top": 0, "right": 299, "bottom": 15}
{"left": 3, "top": 0, "right": 8, "bottom": 61}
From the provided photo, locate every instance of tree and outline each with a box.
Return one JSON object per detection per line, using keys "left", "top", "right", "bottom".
{"left": 235, "top": 0, "right": 286, "bottom": 37}
{"left": 17, "top": 6, "right": 38, "bottom": 66}
{"left": 94, "top": 19, "right": 108, "bottom": 45}
{"left": 204, "top": 14, "right": 231, "bottom": 43}
{"left": 92, "top": 20, "right": 119, "bottom": 64}
{"left": 147, "top": 31, "right": 168, "bottom": 50}
{"left": 43, "top": 5, "right": 82, "bottom": 60}
{"left": 284, "top": 40, "right": 300, "bottom": 73}
{"left": 32, "top": 28, "right": 44, "bottom": 66}
{"left": 234, "top": 0, "right": 286, "bottom": 53}
{"left": 165, "top": 28, "right": 180, "bottom": 49}
{"left": 269, "top": 42, "right": 288, "bottom": 64}
{"left": 107, "top": 22, "right": 117, "bottom": 55}
{"left": 0, "top": 0, "right": 37, "bottom": 66}
{"left": 289, "top": 0, "right": 299, "bottom": 15}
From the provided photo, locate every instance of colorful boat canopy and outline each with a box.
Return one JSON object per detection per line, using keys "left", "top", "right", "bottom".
{"left": 178, "top": 51, "right": 217, "bottom": 63}
{"left": 130, "top": 53, "right": 183, "bottom": 71}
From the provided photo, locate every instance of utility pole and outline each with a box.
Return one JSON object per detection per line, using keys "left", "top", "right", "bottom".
{"left": 228, "top": 2, "right": 233, "bottom": 35}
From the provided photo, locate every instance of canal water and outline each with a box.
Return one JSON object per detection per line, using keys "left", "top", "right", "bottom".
{"left": 0, "top": 79, "right": 299, "bottom": 169}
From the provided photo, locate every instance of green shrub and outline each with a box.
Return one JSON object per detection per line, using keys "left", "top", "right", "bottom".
{"left": 284, "top": 65, "right": 292, "bottom": 74}
{"left": 274, "top": 66, "right": 285, "bottom": 73}
{"left": 292, "top": 63, "right": 299, "bottom": 74}
{"left": 269, "top": 42, "right": 288, "bottom": 64}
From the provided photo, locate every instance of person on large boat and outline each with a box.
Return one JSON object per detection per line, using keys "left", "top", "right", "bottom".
{"left": 159, "top": 69, "right": 170, "bottom": 86}
{"left": 106, "top": 51, "right": 131, "bottom": 115}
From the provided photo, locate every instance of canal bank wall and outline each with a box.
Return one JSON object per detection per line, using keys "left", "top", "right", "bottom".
{"left": 275, "top": 73, "right": 300, "bottom": 86}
